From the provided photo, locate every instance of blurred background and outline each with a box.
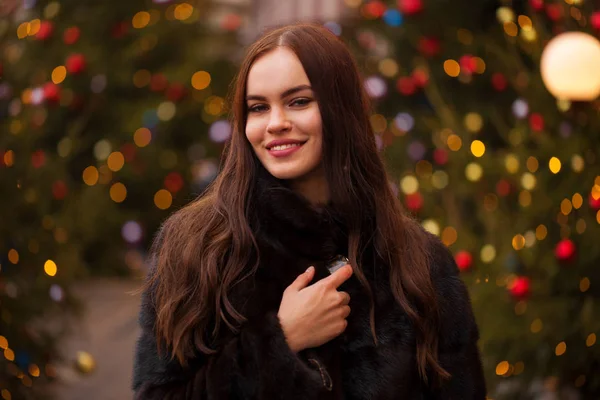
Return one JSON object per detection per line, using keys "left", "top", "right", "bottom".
{"left": 1, "top": 0, "right": 600, "bottom": 399}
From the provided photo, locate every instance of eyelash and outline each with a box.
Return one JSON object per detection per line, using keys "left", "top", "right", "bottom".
{"left": 248, "top": 98, "right": 312, "bottom": 113}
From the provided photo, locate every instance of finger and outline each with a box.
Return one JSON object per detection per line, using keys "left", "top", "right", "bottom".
{"left": 322, "top": 264, "right": 353, "bottom": 289}
{"left": 337, "top": 291, "right": 351, "bottom": 306}
{"left": 289, "top": 266, "right": 315, "bottom": 291}
{"left": 340, "top": 305, "right": 351, "bottom": 319}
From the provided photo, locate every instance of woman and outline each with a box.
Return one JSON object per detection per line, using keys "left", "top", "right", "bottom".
{"left": 132, "top": 23, "right": 486, "bottom": 399}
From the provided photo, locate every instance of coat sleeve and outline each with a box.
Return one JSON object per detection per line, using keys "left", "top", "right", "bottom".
{"left": 426, "top": 235, "right": 487, "bottom": 400}
{"left": 131, "top": 276, "right": 330, "bottom": 400}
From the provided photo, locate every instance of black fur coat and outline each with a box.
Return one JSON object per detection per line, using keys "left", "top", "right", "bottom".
{"left": 132, "top": 172, "right": 487, "bottom": 399}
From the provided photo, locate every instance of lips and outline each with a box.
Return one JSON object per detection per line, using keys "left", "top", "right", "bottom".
{"left": 265, "top": 139, "right": 306, "bottom": 158}
{"left": 265, "top": 139, "right": 307, "bottom": 150}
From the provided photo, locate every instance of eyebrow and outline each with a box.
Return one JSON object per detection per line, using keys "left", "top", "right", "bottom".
{"left": 246, "top": 84, "right": 312, "bottom": 102}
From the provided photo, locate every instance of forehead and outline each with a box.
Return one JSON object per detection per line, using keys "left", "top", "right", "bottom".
{"left": 246, "top": 47, "right": 311, "bottom": 95}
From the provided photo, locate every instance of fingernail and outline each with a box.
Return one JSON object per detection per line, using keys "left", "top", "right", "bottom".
{"left": 306, "top": 266, "right": 314, "bottom": 273}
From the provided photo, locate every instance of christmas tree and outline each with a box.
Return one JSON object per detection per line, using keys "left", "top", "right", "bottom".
{"left": 339, "top": 0, "right": 600, "bottom": 398}
{"left": 0, "top": 1, "right": 239, "bottom": 398}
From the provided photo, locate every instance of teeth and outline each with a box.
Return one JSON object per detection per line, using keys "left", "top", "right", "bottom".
{"left": 270, "top": 143, "right": 301, "bottom": 151}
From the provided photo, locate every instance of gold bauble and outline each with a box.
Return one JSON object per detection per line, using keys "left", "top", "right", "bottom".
{"left": 74, "top": 351, "right": 96, "bottom": 374}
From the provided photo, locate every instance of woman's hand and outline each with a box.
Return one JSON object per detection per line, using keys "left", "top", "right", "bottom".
{"left": 277, "top": 265, "right": 353, "bottom": 353}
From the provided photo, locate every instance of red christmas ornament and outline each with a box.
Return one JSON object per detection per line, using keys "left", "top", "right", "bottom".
{"left": 509, "top": 277, "right": 530, "bottom": 299}
{"left": 454, "top": 250, "right": 473, "bottom": 272}
{"left": 31, "top": 150, "right": 46, "bottom": 168}
{"left": 404, "top": 192, "right": 423, "bottom": 212}
{"left": 433, "top": 149, "right": 448, "bottom": 165}
{"left": 111, "top": 21, "right": 129, "bottom": 38}
{"left": 491, "top": 73, "right": 508, "bottom": 91}
{"left": 150, "top": 74, "right": 168, "bottom": 92}
{"left": 396, "top": 76, "right": 417, "bottom": 96}
{"left": 545, "top": 4, "right": 562, "bottom": 21}
{"left": 459, "top": 55, "right": 477, "bottom": 75}
{"left": 398, "top": 0, "right": 423, "bottom": 15}
{"left": 589, "top": 192, "right": 600, "bottom": 210}
{"left": 221, "top": 14, "right": 241, "bottom": 31}
{"left": 43, "top": 82, "right": 61, "bottom": 104}
{"left": 63, "top": 26, "right": 81, "bottom": 45}
{"left": 52, "top": 180, "right": 68, "bottom": 200}
{"left": 529, "top": 113, "right": 544, "bottom": 132}
{"left": 496, "top": 179, "right": 512, "bottom": 197}
{"left": 164, "top": 172, "right": 184, "bottom": 194}
{"left": 411, "top": 69, "right": 429, "bottom": 87}
{"left": 66, "top": 53, "right": 86, "bottom": 75}
{"left": 529, "top": 0, "right": 544, "bottom": 12}
{"left": 418, "top": 36, "right": 441, "bottom": 57}
{"left": 555, "top": 239, "right": 576, "bottom": 263}
{"left": 364, "top": 1, "right": 387, "bottom": 18}
{"left": 166, "top": 83, "right": 187, "bottom": 102}
{"left": 591, "top": 12, "right": 600, "bottom": 30}
{"left": 120, "top": 143, "right": 137, "bottom": 163}
{"left": 35, "top": 21, "right": 54, "bottom": 40}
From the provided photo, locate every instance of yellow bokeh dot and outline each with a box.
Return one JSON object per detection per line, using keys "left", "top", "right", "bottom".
{"left": 192, "top": 71, "right": 211, "bottom": 90}
{"left": 470, "top": 140, "right": 485, "bottom": 157}
{"left": 28, "top": 364, "right": 40, "bottom": 377}
{"left": 134, "top": 127, "right": 152, "bottom": 147}
{"left": 518, "top": 15, "right": 533, "bottom": 29}
{"left": 464, "top": 112, "right": 483, "bottom": 132}
{"left": 83, "top": 166, "right": 99, "bottom": 186}
{"left": 503, "top": 21, "right": 518, "bottom": 37}
{"left": 571, "top": 155, "right": 584, "bottom": 172}
{"left": 157, "top": 102, "right": 177, "bottom": 121}
{"left": 561, "top": 199, "right": 573, "bottom": 215}
{"left": 154, "top": 189, "right": 173, "bottom": 210}
{"left": 431, "top": 171, "right": 449, "bottom": 189}
{"left": 4, "top": 150, "right": 15, "bottom": 167}
{"left": 400, "top": 175, "right": 419, "bottom": 195}
{"left": 549, "top": 157, "right": 562, "bottom": 174}
{"left": 205, "top": 96, "right": 224, "bottom": 116}
{"left": 580, "top": 277, "right": 591, "bottom": 292}
{"left": 465, "top": 163, "right": 483, "bottom": 182}
{"left": 505, "top": 154, "right": 520, "bottom": 174}
{"left": 0, "top": 336, "right": 8, "bottom": 349}
{"left": 519, "top": 191, "right": 532, "bottom": 207}
{"left": 441, "top": 226, "right": 458, "bottom": 246}
{"left": 497, "top": 7, "right": 514, "bottom": 23}
{"left": 370, "top": 114, "right": 387, "bottom": 133}
{"left": 174, "top": 3, "right": 194, "bottom": 20}
{"left": 555, "top": 342, "right": 567, "bottom": 356}
{"left": 572, "top": 193, "right": 583, "bottom": 209}
{"left": 512, "top": 234, "right": 525, "bottom": 250}
{"left": 132, "top": 11, "right": 151, "bottom": 29}
{"left": 480, "top": 244, "right": 496, "bottom": 263}
{"left": 586, "top": 333, "right": 597, "bottom": 347}
{"left": 133, "top": 69, "right": 152, "bottom": 88}
{"left": 110, "top": 182, "right": 127, "bottom": 203}
{"left": 521, "top": 173, "right": 536, "bottom": 190}
{"left": 17, "top": 22, "right": 29, "bottom": 39}
{"left": 531, "top": 318, "right": 543, "bottom": 333}
{"left": 576, "top": 218, "right": 586, "bottom": 234}
{"left": 8, "top": 249, "right": 19, "bottom": 264}
{"left": 526, "top": 156, "right": 539, "bottom": 172}
{"left": 1, "top": 389, "right": 10, "bottom": 400}
{"left": 447, "top": 134, "right": 462, "bottom": 151}
{"left": 52, "top": 66, "right": 67, "bottom": 84}
{"left": 378, "top": 58, "right": 399, "bottom": 77}
{"left": 443, "top": 60, "right": 460, "bottom": 77}
{"left": 597, "top": 209, "right": 600, "bottom": 224}
{"left": 44, "top": 260, "right": 57, "bottom": 276}
{"left": 535, "top": 224, "right": 547, "bottom": 240}
{"left": 4, "top": 348, "right": 15, "bottom": 361}
{"left": 473, "top": 57, "right": 486, "bottom": 74}
{"left": 107, "top": 152, "right": 125, "bottom": 172}
{"left": 495, "top": 361, "right": 509, "bottom": 376}
{"left": 29, "top": 19, "right": 41, "bottom": 35}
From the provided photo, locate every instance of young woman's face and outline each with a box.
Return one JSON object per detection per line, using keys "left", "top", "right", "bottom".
{"left": 245, "top": 47, "right": 323, "bottom": 182}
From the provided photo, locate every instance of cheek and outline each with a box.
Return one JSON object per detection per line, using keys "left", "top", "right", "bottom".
{"left": 245, "top": 118, "right": 264, "bottom": 147}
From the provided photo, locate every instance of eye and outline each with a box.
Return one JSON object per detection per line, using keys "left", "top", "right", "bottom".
{"left": 290, "top": 98, "right": 311, "bottom": 107}
{"left": 248, "top": 104, "right": 268, "bottom": 113}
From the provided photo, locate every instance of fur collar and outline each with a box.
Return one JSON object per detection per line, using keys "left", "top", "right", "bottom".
{"left": 249, "top": 167, "right": 349, "bottom": 264}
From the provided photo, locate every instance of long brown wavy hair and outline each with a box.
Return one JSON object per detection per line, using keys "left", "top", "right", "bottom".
{"left": 148, "top": 22, "right": 449, "bottom": 383}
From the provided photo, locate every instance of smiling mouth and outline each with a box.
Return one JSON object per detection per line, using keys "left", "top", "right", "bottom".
{"left": 268, "top": 143, "right": 303, "bottom": 151}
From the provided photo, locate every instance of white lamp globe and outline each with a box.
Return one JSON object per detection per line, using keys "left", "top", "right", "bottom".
{"left": 540, "top": 31, "right": 600, "bottom": 101}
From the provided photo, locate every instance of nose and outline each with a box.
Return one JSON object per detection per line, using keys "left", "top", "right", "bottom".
{"left": 267, "top": 106, "right": 291, "bottom": 134}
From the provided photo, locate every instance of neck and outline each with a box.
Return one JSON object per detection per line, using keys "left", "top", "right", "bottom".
{"left": 289, "top": 167, "right": 329, "bottom": 206}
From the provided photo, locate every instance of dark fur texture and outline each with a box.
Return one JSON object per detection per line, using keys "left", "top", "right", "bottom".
{"left": 132, "top": 172, "right": 487, "bottom": 399}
